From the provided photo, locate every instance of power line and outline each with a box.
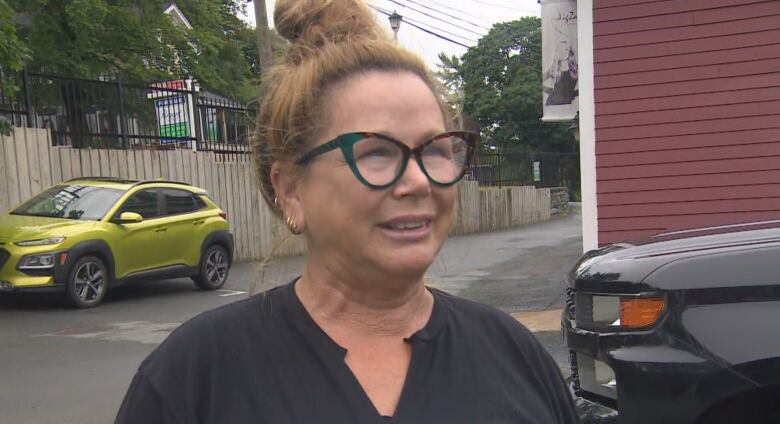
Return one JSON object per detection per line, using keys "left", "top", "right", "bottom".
{"left": 372, "top": 4, "right": 477, "bottom": 43}
{"left": 370, "top": 5, "right": 472, "bottom": 48}
{"left": 413, "top": 0, "right": 497, "bottom": 28}
{"left": 372, "top": 4, "right": 543, "bottom": 69}
{"left": 386, "top": 0, "right": 487, "bottom": 38}
{"left": 372, "top": 4, "right": 475, "bottom": 45}
{"left": 403, "top": 0, "right": 491, "bottom": 31}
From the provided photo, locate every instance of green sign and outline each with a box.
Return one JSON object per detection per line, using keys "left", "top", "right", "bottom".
{"left": 160, "top": 122, "right": 189, "bottom": 138}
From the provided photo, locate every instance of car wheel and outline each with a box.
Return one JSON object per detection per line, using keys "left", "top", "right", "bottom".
{"left": 193, "top": 245, "right": 230, "bottom": 290}
{"left": 65, "top": 255, "right": 108, "bottom": 308}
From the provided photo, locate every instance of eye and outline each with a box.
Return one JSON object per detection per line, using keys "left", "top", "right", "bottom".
{"left": 357, "top": 146, "right": 396, "bottom": 159}
{"left": 423, "top": 138, "right": 456, "bottom": 159}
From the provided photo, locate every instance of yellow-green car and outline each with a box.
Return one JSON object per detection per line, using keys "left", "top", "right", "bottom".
{"left": 0, "top": 177, "right": 233, "bottom": 308}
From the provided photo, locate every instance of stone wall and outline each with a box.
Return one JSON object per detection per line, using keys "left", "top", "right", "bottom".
{"left": 550, "top": 187, "right": 570, "bottom": 217}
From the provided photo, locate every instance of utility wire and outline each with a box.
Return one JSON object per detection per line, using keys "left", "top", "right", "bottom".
{"left": 386, "top": 0, "right": 487, "bottom": 38}
{"left": 372, "top": 4, "right": 477, "bottom": 43}
{"left": 372, "top": 4, "right": 543, "bottom": 69}
{"left": 370, "top": 5, "right": 472, "bottom": 48}
{"left": 413, "top": 0, "right": 497, "bottom": 28}
{"left": 372, "top": 4, "right": 475, "bottom": 44}
{"left": 403, "top": 0, "right": 491, "bottom": 31}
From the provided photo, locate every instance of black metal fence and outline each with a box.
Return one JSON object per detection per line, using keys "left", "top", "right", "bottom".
{"left": 0, "top": 70, "right": 255, "bottom": 156}
{"left": 467, "top": 148, "right": 580, "bottom": 198}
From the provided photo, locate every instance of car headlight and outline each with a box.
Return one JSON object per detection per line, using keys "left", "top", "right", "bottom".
{"left": 578, "top": 293, "right": 665, "bottom": 330}
{"left": 14, "top": 236, "right": 66, "bottom": 246}
{"left": 18, "top": 253, "right": 56, "bottom": 269}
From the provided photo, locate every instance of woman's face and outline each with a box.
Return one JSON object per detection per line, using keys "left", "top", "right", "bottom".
{"left": 295, "top": 70, "right": 455, "bottom": 281}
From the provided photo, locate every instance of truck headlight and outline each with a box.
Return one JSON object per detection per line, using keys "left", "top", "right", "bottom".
{"left": 14, "top": 236, "right": 66, "bottom": 246}
{"left": 18, "top": 253, "right": 56, "bottom": 269}
{"left": 579, "top": 293, "right": 665, "bottom": 330}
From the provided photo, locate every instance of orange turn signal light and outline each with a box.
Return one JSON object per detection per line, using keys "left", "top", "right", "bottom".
{"left": 619, "top": 296, "right": 664, "bottom": 328}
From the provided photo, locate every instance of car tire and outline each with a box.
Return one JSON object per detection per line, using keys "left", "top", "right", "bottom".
{"left": 65, "top": 255, "right": 109, "bottom": 308}
{"left": 192, "top": 244, "right": 230, "bottom": 290}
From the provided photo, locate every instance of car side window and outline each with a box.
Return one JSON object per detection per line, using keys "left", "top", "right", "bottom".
{"left": 162, "top": 189, "right": 199, "bottom": 216}
{"left": 116, "top": 189, "right": 161, "bottom": 219}
{"left": 194, "top": 195, "right": 207, "bottom": 209}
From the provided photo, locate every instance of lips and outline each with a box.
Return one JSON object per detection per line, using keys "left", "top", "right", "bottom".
{"left": 378, "top": 215, "right": 434, "bottom": 241}
{"left": 381, "top": 220, "right": 429, "bottom": 230}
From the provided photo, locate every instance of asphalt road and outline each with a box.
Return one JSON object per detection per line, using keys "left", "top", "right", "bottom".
{"left": 0, "top": 207, "right": 583, "bottom": 424}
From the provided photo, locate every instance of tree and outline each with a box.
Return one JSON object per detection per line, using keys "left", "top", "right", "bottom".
{"left": 459, "top": 17, "right": 574, "bottom": 153}
{"left": 435, "top": 52, "right": 464, "bottom": 112}
{"left": 0, "top": 0, "right": 30, "bottom": 94}
{"left": 176, "top": 0, "right": 256, "bottom": 102}
{"left": 10, "top": 0, "right": 191, "bottom": 82}
{"left": 7, "top": 0, "right": 287, "bottom": 102}
{"left": 455, "top": 17, "right": 580, "bottom": 198}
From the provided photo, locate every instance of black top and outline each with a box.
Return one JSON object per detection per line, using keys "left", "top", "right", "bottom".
{"left": 116, "top": 281, "right": 580, "bottom": 423}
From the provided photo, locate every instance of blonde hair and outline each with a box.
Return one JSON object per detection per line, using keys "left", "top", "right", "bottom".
{"left": 252, "top": 0, "right": 452, "bottom": 216}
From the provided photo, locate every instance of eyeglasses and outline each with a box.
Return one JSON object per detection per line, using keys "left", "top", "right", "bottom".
{"left": 296, "top": 131, "right": 478, "bottom": 189}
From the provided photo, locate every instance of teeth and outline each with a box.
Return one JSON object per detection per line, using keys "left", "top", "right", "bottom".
{"left": 389, "top": 221, "right": 426, "bottom": 230}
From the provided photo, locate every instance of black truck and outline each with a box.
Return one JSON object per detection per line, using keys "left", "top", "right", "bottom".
{"left": 563, "top": 220, "right": 780, "bottom": 424}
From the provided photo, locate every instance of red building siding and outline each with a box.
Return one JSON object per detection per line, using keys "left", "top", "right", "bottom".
{"left": 592, "top": 0, "right": 780, "bottom": 245}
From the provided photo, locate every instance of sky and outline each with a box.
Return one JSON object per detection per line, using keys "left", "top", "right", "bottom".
{"left": 240, "top": 0, "right": 541, "bottom": 70}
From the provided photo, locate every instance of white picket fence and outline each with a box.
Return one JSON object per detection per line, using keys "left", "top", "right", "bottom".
{"left": 0, "top": 128, "right": 551, "bottom": 260}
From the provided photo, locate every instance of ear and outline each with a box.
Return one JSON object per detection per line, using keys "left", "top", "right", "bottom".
{"left": 270, "top": 161, "right": 306, "bottom": 232}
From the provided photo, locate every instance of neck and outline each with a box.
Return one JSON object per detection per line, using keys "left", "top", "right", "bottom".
{"left": 295, "top": 261, "right": 433, "bottom": 339}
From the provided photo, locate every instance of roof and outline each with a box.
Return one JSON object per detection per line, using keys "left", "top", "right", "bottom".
{"left": 162, "top": 2, "right": 192, "bottom": 30}
{"left": 63, "top": 177, "right": 205, "bottom": 193}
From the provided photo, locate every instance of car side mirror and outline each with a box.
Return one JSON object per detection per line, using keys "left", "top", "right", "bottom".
{"left": 115, "top": 212, "right": 143, "bottom": 224}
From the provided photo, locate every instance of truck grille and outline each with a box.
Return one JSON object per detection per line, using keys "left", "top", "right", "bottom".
{"left": 564, "top": 286, "right": 576, "bottom": 318}
{"left": 564, "top": 285, "right": 581, "bottom": 391}
{"left": 0, "top": 248, "right": 9, "bottom": 270}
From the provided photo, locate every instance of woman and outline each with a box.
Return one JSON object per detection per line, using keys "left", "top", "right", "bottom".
{"left": 544, "top": 41, "right": 578, "bottom": 106}
{"left": 116, "top": 0, "right": 579, "bottom": 422}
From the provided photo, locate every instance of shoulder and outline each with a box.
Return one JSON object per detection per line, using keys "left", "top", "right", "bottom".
{"left": 122, "top": 284, "right": 294, "bottom": 422}
{"left": 435, "top": 289, "right": 534, "bottom": 338}
{"left": 139, "top": 283, "right": 289, "bottom": 373}
{"left": 434, "top": 289, "right": 555, "bottom": 363}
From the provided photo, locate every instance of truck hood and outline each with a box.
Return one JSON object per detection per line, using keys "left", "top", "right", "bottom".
{"left": 0, "top": 213, "right": 96, "bottom": 243}
{"left": 570, "top": 220, "right": 780, "bottom": 290}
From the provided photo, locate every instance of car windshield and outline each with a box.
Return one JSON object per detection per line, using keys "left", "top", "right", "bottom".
{"left": 11, "top": 185, "right": 125, "bottom": 221}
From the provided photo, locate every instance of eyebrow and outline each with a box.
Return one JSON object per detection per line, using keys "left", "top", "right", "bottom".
{"left": 372, "top": 130, "right": 446, "bottom": 144}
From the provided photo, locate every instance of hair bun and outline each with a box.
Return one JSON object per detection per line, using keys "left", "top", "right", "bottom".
{"left": 274, "top": 0, "right": 386, "bottom": 46}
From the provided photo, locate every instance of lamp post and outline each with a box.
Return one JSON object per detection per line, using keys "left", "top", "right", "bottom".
{"left": 388, "top": 11, "right": 402, "bottom": 43}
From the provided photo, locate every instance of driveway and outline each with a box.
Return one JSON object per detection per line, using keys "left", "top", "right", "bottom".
{"left": 0, "top": 206, "right": 583, "bottom": 424}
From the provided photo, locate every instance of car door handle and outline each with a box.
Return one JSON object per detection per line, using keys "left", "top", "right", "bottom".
{"left": 193, "top": 220, "right": 205, "bottom": 225}
{"left": 154, "top": 227, "right": 168, "bottom": 233}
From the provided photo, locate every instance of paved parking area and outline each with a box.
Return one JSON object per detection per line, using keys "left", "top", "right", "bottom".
{"left": 0, "top": 208, "right": 582, "bottom": 424}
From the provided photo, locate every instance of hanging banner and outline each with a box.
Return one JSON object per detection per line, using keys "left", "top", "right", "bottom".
{"left": 541, "top": 0, "right": 578, "bottom": 122}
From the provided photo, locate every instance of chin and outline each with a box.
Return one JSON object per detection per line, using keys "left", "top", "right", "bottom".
{"left": 376, "top": 245, "right": 439, "bottom": 277}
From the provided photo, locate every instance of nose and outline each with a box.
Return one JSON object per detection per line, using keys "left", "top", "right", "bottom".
{"left": 392, "top": 156, "right": 431, "bottom": 198}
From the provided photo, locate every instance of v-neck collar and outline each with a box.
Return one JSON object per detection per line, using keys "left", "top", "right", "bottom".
{"left": 281, "top": 278, "right": 448, "bottom": 348}
{"left": 278, "top": 278, "right": 449, "bottom": 420}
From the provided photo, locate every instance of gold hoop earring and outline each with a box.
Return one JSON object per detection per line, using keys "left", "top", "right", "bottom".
{"left": 286, "top": 215, "right": 302, "bottom": 235}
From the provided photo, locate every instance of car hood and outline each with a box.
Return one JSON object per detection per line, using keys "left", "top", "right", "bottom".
{"left": 0, "top": 214, "right": 96, "bottom": 243}
{"left": 569, "top": 220, "right": 780, "bottom": 290}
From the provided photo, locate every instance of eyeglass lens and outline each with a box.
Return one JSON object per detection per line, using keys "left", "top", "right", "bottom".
{"left": 350, "top": 135, "right": 470, "bottom": 186}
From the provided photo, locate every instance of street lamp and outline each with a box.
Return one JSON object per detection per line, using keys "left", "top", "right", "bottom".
{"left": 388, "top": 11, "right": 402, "bottom": 43}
